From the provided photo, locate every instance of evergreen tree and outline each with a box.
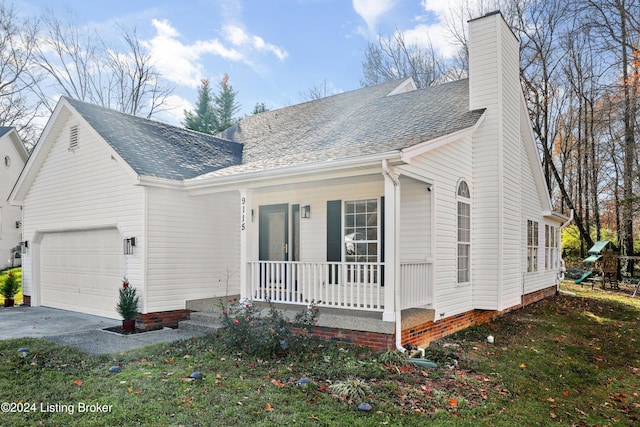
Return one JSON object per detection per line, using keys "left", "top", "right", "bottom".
{"left": 213, "top": 73, "right": 240, "bottom": 132}
{"left": 183, "top": 79, "right": 217, "bottom": 133}
{"left": 252, "top": 101, "right": 269, "bottom": 115}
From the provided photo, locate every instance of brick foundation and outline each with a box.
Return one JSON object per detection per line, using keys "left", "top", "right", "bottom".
{"left": 136, "top": 309, "right": 192, "bottom": 329}
{"left": 292, "top": 326, "right": 395, "bottom": 351}
{"left": 400, "top": 284, "right": 558, "bottom": 349}
{"left": 522, "top": 284, "right": 558, "bottom": 306}
{"left": 292, "top": 284, "right": 558, "bottom": 350}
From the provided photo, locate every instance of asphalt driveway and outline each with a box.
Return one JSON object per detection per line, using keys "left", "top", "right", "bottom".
{"left": 0, "top": 306, "right": 203, "bottom": 354}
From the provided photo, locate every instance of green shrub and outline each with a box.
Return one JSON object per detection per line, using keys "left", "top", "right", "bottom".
{"left": 219, "top": 299, "right": 319, "bottom": 358}
{"left": 378, "top": 349, "right": 410, "bottom": 366}
{"left": 328, "top": 377, "right": 371, "bottom": 401}
{"left": 115, "top": 278, "right": 139, "bottom": 320}
{"left": 1, "top": 272, "right": 19, "bottom": 299}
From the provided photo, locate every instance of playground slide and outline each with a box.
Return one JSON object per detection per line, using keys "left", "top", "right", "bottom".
{"left": 575, "top": 270, "right": 593, "bottom": 284}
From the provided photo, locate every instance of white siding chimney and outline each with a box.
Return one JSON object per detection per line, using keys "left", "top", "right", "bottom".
{"left": 468, "top": 11, "right": 523, "bottom": 310}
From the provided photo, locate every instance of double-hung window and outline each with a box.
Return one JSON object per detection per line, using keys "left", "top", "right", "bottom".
{"left": 545, "top": 224, "right": 557, "bottom": 270}
{"left": 527, "top": 220, "right": 539, "bottom": 272}
{"left": 344, "top": 199, "right": 378, "bottom": 263}
{"left": 457, "top": 181, "right": 471, "bottom": 284}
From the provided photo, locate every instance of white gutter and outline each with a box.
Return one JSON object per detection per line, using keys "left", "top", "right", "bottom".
{"left": 183, "top": 150, "right": 403, "bottom": 194}
{"left": 382, "top": 159, "right": 405, "bottom": 354}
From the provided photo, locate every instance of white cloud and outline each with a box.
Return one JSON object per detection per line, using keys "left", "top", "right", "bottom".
{"left": 143, "top": 19, "right": 235, "bottom": 88}
{"left": 353, "top": 0, "right": 397, "bottom": 33}
{"left": 400, "top": 0, "right": 488, "bottom": 58}
{"left": 401, "top": 23, "right": 458, "bottom": 58}
{"left": 222, "top": 25, "right": 288, "bottom": 61}
{"left": 156, "top": 94, "right": 193, "bottom": 126}
{"left": 143, "top": 19, "right": 287, "bottom": 88}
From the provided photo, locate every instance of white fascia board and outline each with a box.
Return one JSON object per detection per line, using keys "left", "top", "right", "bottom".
{"left": 520, "top": 92, "right": 555, "bottom": 213}
{"left": 543, "top": 211, "right": 569, "bottom": 223}
{"left": 399, "top": 114, "right": 485, "bottom": 163}
{"left": 137, "top": 175, "right": 184, "bottom": 189}
{"left": 8, "top": 100, "right": 70, "bottom": 205}
{"left": 386, "top": 77, "right": 417, "bottom": 96}
{"left": 6, "top": 128, "right": 29, "bottom": 161}
{"left": 183, "top": 151, "right": 402, "bottom": 195}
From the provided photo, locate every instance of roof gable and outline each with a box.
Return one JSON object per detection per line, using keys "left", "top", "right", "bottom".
{"left": 0, "top": 127, "right": 29, "bottom": 161}
{"left": 64, "top": 98, "right": 243, "bottom": 180}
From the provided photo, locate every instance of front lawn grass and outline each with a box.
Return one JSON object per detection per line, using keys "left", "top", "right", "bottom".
{"left": 1, "top": 281, "right": 639, "bottom": 426}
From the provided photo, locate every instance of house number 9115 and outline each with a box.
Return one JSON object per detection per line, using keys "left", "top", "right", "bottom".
{"left": 241, "top": 196, "right": 246, "bottom": 231}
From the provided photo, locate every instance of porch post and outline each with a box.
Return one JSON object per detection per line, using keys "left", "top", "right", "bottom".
{"left": 239, "top": 189, "right": 253, "bottom": 300}
{"left": 382, "top": 163, "right": 400, "bottom": 322}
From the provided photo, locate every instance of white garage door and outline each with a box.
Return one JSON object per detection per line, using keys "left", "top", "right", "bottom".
{"left": 40, "top": 228, "right": 125, "bottom": 318}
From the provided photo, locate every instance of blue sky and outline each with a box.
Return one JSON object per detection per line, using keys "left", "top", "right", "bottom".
{"left": 16, "top": 0, "right": 469, "bottom": 126}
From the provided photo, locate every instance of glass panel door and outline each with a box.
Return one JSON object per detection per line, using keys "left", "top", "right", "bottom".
{"left": 259, "top": 204, "right": 289, "bottom": 261}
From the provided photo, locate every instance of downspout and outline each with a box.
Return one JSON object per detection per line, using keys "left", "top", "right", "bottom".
{"left": 557, "top": 209, "right": 574, "bottom": 296}
{"left": 382, "top": 159, "right": 405, "bottom": 353}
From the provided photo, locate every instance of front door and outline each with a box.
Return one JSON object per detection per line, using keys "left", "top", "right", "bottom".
{"left": 259, "top": 204, "right": 289, "bottom": 261}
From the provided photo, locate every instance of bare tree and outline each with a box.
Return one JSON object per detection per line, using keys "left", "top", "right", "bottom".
{"left": 582, "top": 0, "right": 639, "bottom": 271}
{"left": 360, "top": 29, "right": 447, "bottom": 88}
{"left": 106, "top": 27, "right": 173, "bottom": 118}
{"left": 0, "top": 2, "right": 41, "bottom": 142}
{"left": 299, "top": 79, "right": 332, "bottom": 101}
{"left": 33, "top": 11, "right": 173, "bottom": 118}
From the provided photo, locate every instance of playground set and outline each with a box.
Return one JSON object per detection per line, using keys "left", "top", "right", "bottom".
{"left": 574, "top": 240, "right": 640, "bottom": 296}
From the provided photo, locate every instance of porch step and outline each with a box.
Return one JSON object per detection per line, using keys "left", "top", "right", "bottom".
{"left": 178, "top": 311, "right": 224, "bottom": 334}
{"left": 186, "top": 295, "right": 239, "bottom": 312}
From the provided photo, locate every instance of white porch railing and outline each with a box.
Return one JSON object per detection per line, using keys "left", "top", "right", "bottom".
{"left": 249, "top": 261, "right": 385, "bottom": 311}
{"left": 399, "top": 261, "right": 433, "bottom": 309}
{"left": 248, "top": 260, "right": 433, "bottom": 312}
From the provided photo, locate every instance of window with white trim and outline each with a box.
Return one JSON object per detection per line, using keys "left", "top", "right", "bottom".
{"left": 545, "top": 224, "right": 557, "bottom": 270}
{"left": 527, "top": 220, "right": 539, "bottom": 272}
{"left": 457, "top": 181, "right": 471, "bottom": 284}
{"left": 344, "top": 199, "right": 379, "bottom": 263}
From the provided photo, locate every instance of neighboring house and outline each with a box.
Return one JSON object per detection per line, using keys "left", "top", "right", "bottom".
{"left": 0, "top": 127, "right": 28, "bottom": 270}
{"left": 9, "top": 12, "right": 566, "bottom": 349}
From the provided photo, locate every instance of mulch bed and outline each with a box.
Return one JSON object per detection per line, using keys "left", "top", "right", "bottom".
{"left": 102, "top": 324, "right": 176, "bottom": 335}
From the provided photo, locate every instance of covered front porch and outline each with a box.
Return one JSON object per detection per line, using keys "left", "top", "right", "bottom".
{"left": 231, "top": 159, "right": 436, "bottom": 322}
{"left": 247, "top": 260, "right": 432, "bottom": 313}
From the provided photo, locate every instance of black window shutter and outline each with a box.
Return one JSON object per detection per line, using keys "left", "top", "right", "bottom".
{"left": 326, "top": 200, "right": 342, "bottom": 262}
{"left": 380, "top": 196, "right": 385, "bottom": 286}
{"left": 380, "top": 196, "right": 385, "bottom": 262}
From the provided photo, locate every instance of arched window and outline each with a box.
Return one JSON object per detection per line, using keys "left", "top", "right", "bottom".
{"left": 457, "top": 180, "right": 471, "bottom": 284}
{"left": 457, "top": 180, "right": 470, "bottom": 198}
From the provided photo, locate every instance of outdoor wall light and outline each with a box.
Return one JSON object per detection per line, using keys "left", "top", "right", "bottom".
{"left": 302, "top": 205, "right": 311, "bottom": 219}
{"left": 20, "top": 241, "right": 28, "bottom": 252}
{"left": 124, "top": 237, "right": 136, "bottom": 255}
{"left": 15, "top": 220, "right": 21, "bottom": 229}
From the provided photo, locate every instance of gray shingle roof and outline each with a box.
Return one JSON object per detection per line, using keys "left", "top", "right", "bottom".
{"left": 65, "top": 97, "right": 243, "bottom": 180}
{"left": 0, "top": 126, "right": 14, "bottom": 138}
{"left": 64, "top": 78, "right": 483, "bottom": 182}
{"left": 210, "top": 78, "right": 484, "bottom": 177}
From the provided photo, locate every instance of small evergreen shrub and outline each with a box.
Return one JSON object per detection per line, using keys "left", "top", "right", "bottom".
{"left": 1, "top": 272, "right": 20, "bottom": 300}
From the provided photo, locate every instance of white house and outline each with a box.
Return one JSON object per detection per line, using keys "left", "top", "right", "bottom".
{"left": 9, "top": 12, "right": 566, "bottom": 348}
{"left": 1, "top": 127, "right": 28, "bottom": 270}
